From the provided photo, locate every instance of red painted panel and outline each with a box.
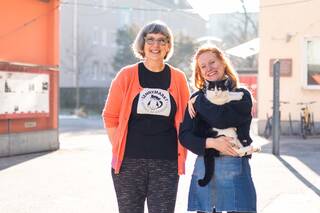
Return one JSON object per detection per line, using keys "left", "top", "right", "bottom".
{"left": 0, "top": 1, "right": 59, "bottom": 136}
{"left": 239, "top": 75, "right": 258, "bottom": 117}
{"left": 0, "top": 0, "right": 59, "bottom": 66}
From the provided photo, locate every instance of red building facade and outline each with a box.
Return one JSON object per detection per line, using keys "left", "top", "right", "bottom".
{"left": 0, "top": 0, "right": 60, "bottom": 156}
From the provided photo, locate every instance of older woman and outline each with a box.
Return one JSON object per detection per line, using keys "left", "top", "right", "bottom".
{"left": 102, "top": 20, "right": 190, "bottom": 213}
{"left": 179, "top": 45, "right": 257, "bottom": 213}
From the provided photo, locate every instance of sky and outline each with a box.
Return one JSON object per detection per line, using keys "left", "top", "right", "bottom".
{"left": 187, "top": 0, "right": 260, "bottom": 19}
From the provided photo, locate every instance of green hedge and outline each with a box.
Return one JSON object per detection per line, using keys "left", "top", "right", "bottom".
{"left": 60, "top": 87, "right": 108, "bottom": 113}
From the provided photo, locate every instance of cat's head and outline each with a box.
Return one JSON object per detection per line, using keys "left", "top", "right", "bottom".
{"left": 205, "top": 78, "right": 232, "bottom": 92}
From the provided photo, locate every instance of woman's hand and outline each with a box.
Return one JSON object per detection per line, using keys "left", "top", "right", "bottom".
{"left": 106, "top": 127, "right": 117, "bottom": 145}
{"left": 188, "top": 96, "right": 198, "bottom": 118}
{"left": 205, "top": 136, "right": 239, "bottom": 156}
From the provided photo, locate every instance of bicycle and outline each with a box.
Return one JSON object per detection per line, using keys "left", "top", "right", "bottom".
{"left": 288, "top": 112, "right": 294, "bottom": 135}
{"left": 297, "top": 101, "right": 316, "bottom": 139}
{"left": 263, "top": 112, "right": 272, "bottom": 138}
{"left": 263, "top": 101, "right": 289, "bottom": 138}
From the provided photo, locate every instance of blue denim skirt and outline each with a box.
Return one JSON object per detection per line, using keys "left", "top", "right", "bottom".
{"left": 187, "top": 156, "right": 257, "bottom": 212}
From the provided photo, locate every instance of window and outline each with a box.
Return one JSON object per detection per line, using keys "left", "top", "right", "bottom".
{"left": 111, "top": 31, "right": 117, "bottom": 49}
{"left": 103, "top": 0, "right": 107, "bottom": 10}
{"left": 92, "top": 61, "right": 100, "bottom": 80}
{"left": 139, "top": 11, "right": 145, "bottom": 22}
{"left": 102, "top": 29, "right": 107, "bottom": 47}
{"left": 101, "top": 63, "right": 108, "bottom": 80}
{"left": 93, "top": 0, "right": 100, "bottom": 9}
{"left": 303, "top": 37, "right": 320, "bottom": 89}
{"left": 93, "top": 26, "right": 99, "bottom": 45}
{"left": 120, "top": 11, "right": 130, "bottom": 27}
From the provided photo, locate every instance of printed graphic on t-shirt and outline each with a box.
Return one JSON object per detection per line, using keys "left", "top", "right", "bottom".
{"left": 137, "top": 88, "right": 171, "bottom": 116}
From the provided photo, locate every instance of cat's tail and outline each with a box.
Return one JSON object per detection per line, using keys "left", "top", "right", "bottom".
{"left": 198, "top": 175, "right": 212, "bottom": 187}
{"left": 198, "top": 156, "right": 215, "bottom": 187}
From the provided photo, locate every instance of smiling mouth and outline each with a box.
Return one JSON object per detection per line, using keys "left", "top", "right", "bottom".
{"left": 207, "top": 71, "right": 217, "bottom": 77}
{"left": 150, "top": 50, "right": 160, "bottom": 54}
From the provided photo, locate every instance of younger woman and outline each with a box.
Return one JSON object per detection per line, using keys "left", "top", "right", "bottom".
{"left": 179, "top": 45, "right": 257, "bottom": 213}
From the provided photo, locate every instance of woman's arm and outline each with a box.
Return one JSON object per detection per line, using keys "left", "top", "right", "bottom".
{"left": 179, "top": 106, "right": 238, "bottom": 156}
{"left": 187, "top": 91, "right": 202, "bottom": 118}
{"left": 102, "top": 71, "right": 125, "bottom": 144}
{"left": 179, "top": 107, "right": 206, "bottom": 155}
{"left": 188, "top": 96, "right": 197, "bottom": 118}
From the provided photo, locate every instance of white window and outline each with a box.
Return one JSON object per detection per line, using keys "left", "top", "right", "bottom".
{"left": 102, "top": 29, "right": 107, "bottom": 47}
{"left": 120, "top": 11, "right": 130, "bottom": 26}
{"left": 93, "top": 0, "right": 100, "bottom": 9}
{"left": 103, "top": 0, "right": 107, "bottom": 10}
{"left": 139, "top": 12, "right": 145, "bottom": 22}
{"left": 303, "top": 37, "right": 320, "bottom": 89}
{"left": 111, "top": 31, "right": 117, "bottom": 49}
{"left": 92, "top": 61, "right": 100, "bottom": 80}
{"left": 93, "top": 26, "right": 99, "bottom": 45}
{"left": 101, "top": 63, "right": 108, "bottom": 80}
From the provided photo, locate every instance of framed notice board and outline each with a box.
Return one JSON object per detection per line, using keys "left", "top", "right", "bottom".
{"left": 0, "top": 70, "right": 50, "bottom": 119}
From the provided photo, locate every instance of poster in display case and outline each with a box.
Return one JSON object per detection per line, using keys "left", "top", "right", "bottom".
{"left": 0, "top": 70, "right": 50, "bottom": 119}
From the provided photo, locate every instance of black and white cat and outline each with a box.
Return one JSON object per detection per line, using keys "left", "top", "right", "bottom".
{"left": 198, "top": 79, "right": 260, "bottom": 187}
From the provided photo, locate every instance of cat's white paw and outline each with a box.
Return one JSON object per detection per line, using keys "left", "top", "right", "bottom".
{"left": 235, "top": 145, "right": 261, "bottom": 157}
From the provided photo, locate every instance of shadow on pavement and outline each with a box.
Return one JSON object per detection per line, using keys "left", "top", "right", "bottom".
{"left": 277, "top": 156, "right": 320, "bottom": 197}
{"left": 0, "top": 151, "right": 52, "bottom": 171}
{"left": 260, "top": 135, "right": 320, "bottom": 197}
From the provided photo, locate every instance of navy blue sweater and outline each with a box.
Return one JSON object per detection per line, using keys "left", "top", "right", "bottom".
{"left": 179, "top": 88, "right": 253, "bottom": 156}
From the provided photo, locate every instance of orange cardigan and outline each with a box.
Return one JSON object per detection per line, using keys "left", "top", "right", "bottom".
{"left": 102, "top": 63, "right": 190, "bottom": 174}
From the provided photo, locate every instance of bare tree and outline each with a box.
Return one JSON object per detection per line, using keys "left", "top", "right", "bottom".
{"left": 112, "top": 25, "right": 197, "bottom": 79}
{"left": 61, "top": 34, "right": 96, "bottom": 111}
{"left": 169, "top": 33, "right": 197, "bottom": 78}
{"left": 112, "top": 25, "right": 139, "bottom": 73}
{"left": 215, "top": 1, "right": 258, "bottom": 69}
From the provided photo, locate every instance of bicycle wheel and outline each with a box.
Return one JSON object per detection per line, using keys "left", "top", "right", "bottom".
{"left": 289, "top": 113, "right": 294, "bottom": 135}
{"left": 264, "top": 120, "right": 272, "bottom": 139}
{"left": 307, "top": 114, "right": 312, "bottom": 135}
{"left": 301, "top": 116, "right": 307, "bottom": 139}
{"left": 311, "top": 112, "right": 315, "bottom": 135}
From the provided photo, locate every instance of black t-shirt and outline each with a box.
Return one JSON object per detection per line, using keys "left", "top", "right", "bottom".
{"left": 124, "top": 62, "right": 178, "bottom": 160}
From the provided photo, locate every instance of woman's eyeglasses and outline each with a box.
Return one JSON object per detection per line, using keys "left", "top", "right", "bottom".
{"left": 144, "top": 37, "right": 169, "bottom": 46}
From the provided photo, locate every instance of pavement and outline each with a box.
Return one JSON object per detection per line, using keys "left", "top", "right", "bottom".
{"left": 0, "top": 116, "right": 319, "bottom": 213}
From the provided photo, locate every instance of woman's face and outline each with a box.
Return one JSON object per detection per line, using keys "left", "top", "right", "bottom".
{"left": 198, "top": 51, "right": 226, "bottom": 81}
{"left": 143, "top": 33, "right": 170, "bottom": 62}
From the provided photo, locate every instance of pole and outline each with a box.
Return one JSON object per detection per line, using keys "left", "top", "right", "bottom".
{"left": 73, "top": 0, "right": 79, "bottom": 109}
{"left": 272, "top": 59, "right": 280, "bottom": 155}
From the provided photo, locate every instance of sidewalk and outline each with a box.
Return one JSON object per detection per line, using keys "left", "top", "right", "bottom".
{"left": 0, "top": 116, "right": 319, "bottom": 213}
{"left": 248, "top": 135, "right": 320, "bottom": 213}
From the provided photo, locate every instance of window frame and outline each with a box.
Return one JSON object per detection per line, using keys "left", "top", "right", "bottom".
{"left": 302, "top": 36, "right": 320, "bottom": 90}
